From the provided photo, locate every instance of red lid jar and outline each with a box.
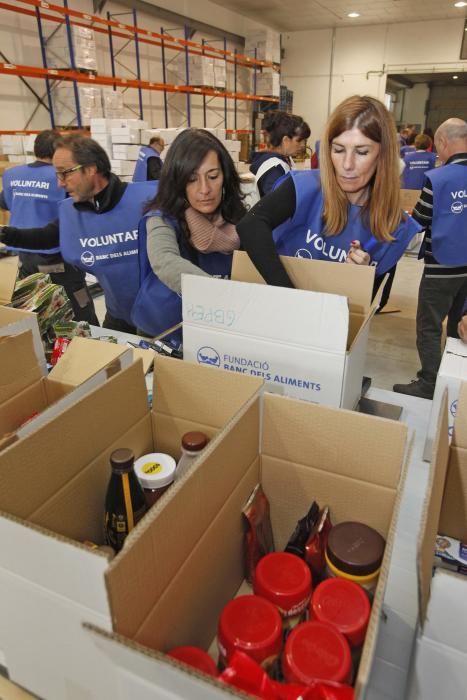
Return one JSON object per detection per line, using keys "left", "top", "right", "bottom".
{"left": 310, "top": 578, "right": 371, "bottom": 648}
{"left": 167, "top": 646, "right": 218, "bottom": 677}
{"left": 282, "top": 620, "right": 352, "bottom": 685}
{"left": 218, "top": 595, "right": 282, "bottom": 670}
{"left": 253, "top": 552, "right": 312, "bottom": 623}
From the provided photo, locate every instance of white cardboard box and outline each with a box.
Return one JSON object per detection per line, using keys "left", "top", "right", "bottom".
{"left": 182, "top": 251, "right": 379, "bottom": 409}
{"left": 110, "top": 159, "right": 135, "bottom": 176}
{"left": 424, "top": 338, "right": 467, "bottom": 461}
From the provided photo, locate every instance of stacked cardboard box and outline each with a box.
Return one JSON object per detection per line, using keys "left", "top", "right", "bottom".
{"left": 255, "top": 68, "right": 281, "bottom": 97}
{"left": 53, "top": 85, "right": 103, "bottom": 124}
{"left": 46, "top": 24, "right": 97, "bottom": 72}
{"left": 102, "top": 88, "right": 124, "bottom": 119}
{"left": 245, "top": 29, "right": 281, "bottom": 64}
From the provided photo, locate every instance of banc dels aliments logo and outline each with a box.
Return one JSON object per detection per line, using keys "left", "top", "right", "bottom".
{"left": 81, "top": 250, "right": 95, "bottom": 266}
{"left": 451, "top": 201, "right": 463, "bottom": 215}
{"left": 450, "top": 398, "right": 458, "bottom": 418}
{"left": 295, "top": 248, "right": 312, "bottom": 259}
{"left": 197, "top": 346, "right": 220, "bottom": 367}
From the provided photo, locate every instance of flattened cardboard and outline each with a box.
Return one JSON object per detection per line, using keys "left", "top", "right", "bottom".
{"left": 0, "top": 255, "right": 18, "bottom": 305}
{"left": 103, "top": 390, "right": 409, "bottom": 700}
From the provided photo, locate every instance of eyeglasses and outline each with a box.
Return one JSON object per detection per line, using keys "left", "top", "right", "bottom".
{"left": 56, "top": 164, "right": 84, "bottom": 181}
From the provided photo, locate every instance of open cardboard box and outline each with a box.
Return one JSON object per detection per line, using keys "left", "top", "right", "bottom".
{"left": 409, "top": 383, "right": 467, "bottom": 698}
{"left": 424, "top": 338, "right": 467, "bottom": 461}
{"left": 83, "top": 388, "right": 410, "bottom": 700}
{"left": 182, "top": 251, "right": 380, "bottom": 409}
{"left": 0, "top": 357, "right": 262, "bottom": 700}
{"left": 0, "top": 331, "right": 144, "bottom": 450}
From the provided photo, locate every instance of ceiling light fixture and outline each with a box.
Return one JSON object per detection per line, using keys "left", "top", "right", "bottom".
{"left": 348, "top": 12, "right": 360, "bottom": 18}
{"left": 454, "top": 1, "right": 467, "bottom": 7}
{"left": 453, "top": 75, "right": 459, "bottom": 79}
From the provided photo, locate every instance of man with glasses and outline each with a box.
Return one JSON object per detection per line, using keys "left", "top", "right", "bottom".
{"left": 1, "top": 133, "right": 156, "bottom": 332}
{"left": 0, "top": 129, "right": 97, "bottom": 323}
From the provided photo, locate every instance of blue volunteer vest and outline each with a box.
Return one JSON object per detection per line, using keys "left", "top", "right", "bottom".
{"left": 400, "top": 145, "right": 416, "bottom": 158}
{"left": 131, "top": 211, "right": 233, "bottom": 335}
{"left": 429, "top": 164, "right": 467, "bottom": 265}
{"left": 272, "top": 171, "right": 420, "bottom": 275}
{"left": 132, "top": 146, "right": 161, "bottom": 182}
{"left": 402, "top": 151, "right": 437, "bottom": 189}
{"left": 2, "top": 162, "right": 65, "bottom": 254}
{"left": 59, "top": 182, "right": 155, "bottom": 324}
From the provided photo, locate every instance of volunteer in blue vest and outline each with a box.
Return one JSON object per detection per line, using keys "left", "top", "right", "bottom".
{"left": 0, "top": 129, "right": 97, "bottom": 323}
{"left": 394, "top": 118, "right": 467, "bottom": 398}
{"left": 236, "top": 95, "right": 420, "bottom": 295}
{"left": 132, "top": 135, "right": 165, "bottom": 182}
{"left": 250, "top": 111, "right": 310, "bottom": 197}
{"left": 132, "top": 128, "right": 247, "bottom": 336}
{"left": 402, "top": 133, "right": 437, "bottom": 189}
{"left": 400, "top": 131, "right": 417, "bottom": 158}
{"left": 0, "top": 134, "right": 155, "bottom": 333}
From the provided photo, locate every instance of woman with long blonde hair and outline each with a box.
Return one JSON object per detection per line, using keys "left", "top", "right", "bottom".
{"left": 237, "top": 95, "right": 420, "bottom": 288}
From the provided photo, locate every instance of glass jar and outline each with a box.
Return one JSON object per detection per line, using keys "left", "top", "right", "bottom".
{"left": 134, "top": 452, "right": 176, "bottom": 507}
{"left": 253, "top": 552, "right": 312, "bottom": 632}
{"left": 282, "top": 620, "right": 352, "bottom": 685}
{"left": 325, "top": 521, "right": 385, "bottom": 595}
{"left": 310, "top": 577, "right": 371, "bottom": 650}
{"left": 176, "top": 431, "right": 208, "bottom": 480}
{"left": 217, "top": 595, "right": 282, "bottom": 677}
{"left": 167, "top": 646, "right": 218, "bottom": 677}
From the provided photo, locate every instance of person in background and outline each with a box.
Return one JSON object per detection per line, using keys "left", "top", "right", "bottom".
{"left": 459, "top": 299, "right": 467, "bottom": 342}
{"left": 132, "top": 135, "right": 165, "bottom": 182}
{"left": 132, "top": 128, "right": 247, "bottom": 336}
{"left": 0, "top": 134, "right": 156, "bottom": 332}
{"left": 394, "top": 118, "right": 467, "bottom": 399}
{"left": 310, "top": 139, "right": 320, "bottom": 169}
{"left": 400, "top": 131, "right": 417, "bottom": 158}
{"left": 250, "top": 111, "right": 310, "bottom": 197}
{"left": 236, "top": 95, "right": 420, "bottom": 293}
{"left": 0, "top": 129, "right": 96, "bottom": 323}
{"left": 423, "top": 127, "right": 435, "bottom": 153}
{"left": 402, "top": 134, "right": 437, "bottom": 190}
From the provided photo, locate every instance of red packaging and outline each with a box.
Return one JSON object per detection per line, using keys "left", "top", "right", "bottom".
{"left": 282, "top": 621, "right": 352, "bottom": 685}
{"left": 50, "top": 336, "right": 70, "bottom": 366}
{"left": 242, "top": 484, "right": 275, "bottom": 584}
{"left": 304, "top": 506, "right": 332, "bottom": 582}
{"left": 310, "top": 578, "right": 371, "bottom": 648}
{"left": 167, "top": 646, "right": 218, "bottom": 677}
{"left": 253, "top": 552, "right": 312, "bottom": 628}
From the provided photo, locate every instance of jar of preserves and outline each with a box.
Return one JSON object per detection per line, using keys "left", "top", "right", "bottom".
{"left": 167, "top": 646, "right": 218, "bottom": 677}
{"left": 134, "top": 452, "right": 176, "bottom": 507}
{"left": 325, "top": 521, "right": 385, "bottom": 595}
{"left": 176, "top": 431, "right": 209, "bottom": 480}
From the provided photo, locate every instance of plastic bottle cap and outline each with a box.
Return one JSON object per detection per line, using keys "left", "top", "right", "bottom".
{"left": 310, "top": 578, "right": 371, "bottom": 648}
{"left": 167, "top": 646, "right": 218, "bottom": 677}
{"left": 110, "top": 448, "right": 135, "bottom": 474}
{"left": 326, "top": 521, "right": 385, "bottom": 576}
{"left": 181, "top": 431, "right": 208, "bottom": 452}
{"left": 218, "top": 595, "right": 282, "bottom": 665}
{"left": 283, "top": 620, "right": 352, "bottom": 685}
{"left": 134, "top": 452, "right": 176, "bottom": 489}
{"left": 253, "top": 552, "right": 312, "bottom": 615}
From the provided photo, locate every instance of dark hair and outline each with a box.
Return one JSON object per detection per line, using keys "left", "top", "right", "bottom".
{"left": 407, "top": 131, "right": 418, "bottom": 146}
{"left": 144, "top": 128, "right": 246, "bottom": 225}
{"left": 53, "top": 133, "right": 111, "bottom": 176}
{"left": 263, "top": 110, "right": 311, "bottom": 147}
{"left": 423, "top": 127, "right": 434, "bottom": 140}
{"left": 34, "top": 129, "right": 61, "bottom": 159}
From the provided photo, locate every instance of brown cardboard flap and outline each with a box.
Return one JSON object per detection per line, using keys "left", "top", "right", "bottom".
{"left": 231, "top": 250, "right": 374, "bottom": 314}
{"left": 0, "top": 331, "right": 42, "bottom": 402}
{"left": 438, "top": 446, "right": 467, "bottom": 542}
{"left": 0, "top": 361, "right": 149, "bottom": 521}
{"left": 0, "top": 255, "right": 19, "bottom": 305}
{"left": 417, "top": 392, "right": 451, "bottom": 624}
{"left": 132, "top": 347, "right": 155, "bottom": 374}
{"left": 49, "top": 336, "right": 131, "bottom": 387}
{"left": 261, "top": 393, "right": 407, "bottom": 490}
{"left": 152, "top": 355, "right": 263, "bottom": 428}
{"left": 105, "top": 397, "right": 261, "bottom": 641}
{"left": 0, "top": 380, "right": 48, "bottom": 438}
{"left": 452, "top": 381, "right": 467, "bottom": 450}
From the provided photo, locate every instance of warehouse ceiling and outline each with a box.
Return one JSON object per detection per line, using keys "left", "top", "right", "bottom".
{"left": 208, "top": 0, "right": 467, "bottom": 32}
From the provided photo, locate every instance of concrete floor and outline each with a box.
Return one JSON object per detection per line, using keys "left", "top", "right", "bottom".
{"left": 366, "top": 254, "right": 423, "bottom": 391}
{"left": 93, "top": 253, "right": 424, "bottom": 391}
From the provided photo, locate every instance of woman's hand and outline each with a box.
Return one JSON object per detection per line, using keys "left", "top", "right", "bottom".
{"left": 346, "top": 239, "right": 370, "bottom": 266}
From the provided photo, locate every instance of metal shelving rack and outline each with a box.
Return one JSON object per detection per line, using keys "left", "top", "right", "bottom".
{"left": 0, "top": 0, "right": 279, "bottom": 132}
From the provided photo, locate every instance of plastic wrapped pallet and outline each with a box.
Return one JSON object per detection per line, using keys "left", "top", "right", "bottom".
{"left": 52, "top": 85, "right": 103, "bottom": 124}
{"left": 213, "top": 58, "right": 227, "bottom": 89}
{"left": 245, "top": 29, "right": 281, "bottom": 64}
{"left": 46, "top": 25, "right": 97, "bottom": 72}
{"left": 0, "top": 135, "right": 25, "bottom": 155}
{"left": 102, "top": 88, "right": 124, "bottom": 119}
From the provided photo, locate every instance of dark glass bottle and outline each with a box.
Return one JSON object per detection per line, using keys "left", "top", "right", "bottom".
{"left": 104, "top": 448, "right": 148, "bottom": 553}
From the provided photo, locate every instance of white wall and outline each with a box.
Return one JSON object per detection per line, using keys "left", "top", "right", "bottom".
{"left": 282, "top": 18, "right": 467, "bottom": 144}
{"left": 0, "top": 0, "right": 274, "bottom": 131}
